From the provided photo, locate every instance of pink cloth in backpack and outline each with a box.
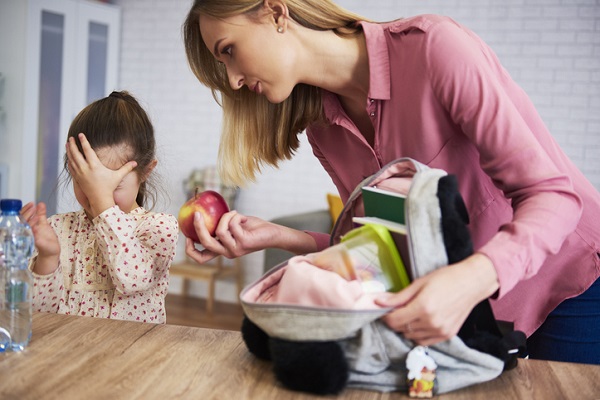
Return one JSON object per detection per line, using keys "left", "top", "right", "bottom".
{"left": 244, "top": 256, "right": 383, "bottom": 310}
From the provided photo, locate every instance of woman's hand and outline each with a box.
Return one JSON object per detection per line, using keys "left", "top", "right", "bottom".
{"left": 20, "top": 202, "right": 60, "bottom": 275}
{"left": 66, "top": 133, "right": 137, "bottom": 217}
{"left": 185, "top": 210, "right": 317, "bottom": 264}
{"left": 375, "top": 253, "right": 499, "bottom": 345}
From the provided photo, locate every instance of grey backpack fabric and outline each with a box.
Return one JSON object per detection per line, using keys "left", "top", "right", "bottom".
{"left": 240, "top": 158, "right": 525, "bottom": 395}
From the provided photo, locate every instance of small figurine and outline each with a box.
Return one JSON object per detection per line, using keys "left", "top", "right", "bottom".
{"left": 406, "top": 346, "right": 438, "bottom": 398}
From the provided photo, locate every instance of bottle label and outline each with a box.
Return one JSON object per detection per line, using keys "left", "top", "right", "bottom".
{"left": 6, "top": 282, "right": 28, "bottom": 305}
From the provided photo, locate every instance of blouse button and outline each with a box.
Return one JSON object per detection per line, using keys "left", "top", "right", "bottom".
{"left": 370, "top": 112, "right": 375, "bottom": 117}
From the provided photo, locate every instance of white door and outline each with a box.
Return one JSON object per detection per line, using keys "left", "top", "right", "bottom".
{"left": 22, "top": 0, "right": 120, "bottom": 215}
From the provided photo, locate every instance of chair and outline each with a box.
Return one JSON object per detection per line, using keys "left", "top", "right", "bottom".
{"left": 170, "top": 166, "right": 243, "bottom": 313}
{"left": 263, "top": 209, "right": 333, "bottom": 273}
{"left": 169, "top": 256, "right": 243, "bottom": 314}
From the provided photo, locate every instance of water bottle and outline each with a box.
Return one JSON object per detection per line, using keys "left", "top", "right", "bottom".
{"left": 0, "top": 199, "right": 35, "bottom": 352}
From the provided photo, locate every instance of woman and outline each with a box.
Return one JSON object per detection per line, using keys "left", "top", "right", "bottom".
{"left": 183, "top": 0, "right": 600, "bottom": 364}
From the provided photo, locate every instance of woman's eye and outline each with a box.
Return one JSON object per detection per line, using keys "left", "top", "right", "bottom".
{"left": 220, "top": 46, "right": 232, "bottom": 57}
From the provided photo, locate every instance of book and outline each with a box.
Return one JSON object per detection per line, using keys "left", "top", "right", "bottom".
{"left": 352, "top": 216, "right": 406, "bottom": 234}
{"left": 352, "top": 216, "right": 413, "bottom": 282}
{"left": 361, "top": 186, "right": 406, "bottom": 225}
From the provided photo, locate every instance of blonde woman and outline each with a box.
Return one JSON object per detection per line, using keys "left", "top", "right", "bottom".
{"left": 183, "top": 0, "right": 600, "bottom": 364}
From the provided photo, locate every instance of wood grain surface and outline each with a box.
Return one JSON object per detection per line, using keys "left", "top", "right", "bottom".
{"left": 0, "top": 313, "right": 598, "bottom": 400}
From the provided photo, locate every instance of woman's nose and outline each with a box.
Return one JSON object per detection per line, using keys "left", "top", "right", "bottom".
{"left": 227, "top": 68, "right": 244, "bottom": 90}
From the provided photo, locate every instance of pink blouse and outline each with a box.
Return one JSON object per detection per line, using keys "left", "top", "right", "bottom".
{"left": 31, "top": 206, "right": 178, "bottom": 324}
{"left": 305, "top": 15, "right": 600, "bottom": 336}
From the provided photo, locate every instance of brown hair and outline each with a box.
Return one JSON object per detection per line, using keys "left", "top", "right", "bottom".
{"left": 64, "top": 91, "right": 160, "bottom": 209}
{"left": 183, "top": 0, "right": 366, "bottom": 186}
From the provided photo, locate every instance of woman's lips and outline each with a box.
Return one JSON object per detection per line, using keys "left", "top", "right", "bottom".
{"left": 252, "top": 82, "right": 261, "bottom": 94}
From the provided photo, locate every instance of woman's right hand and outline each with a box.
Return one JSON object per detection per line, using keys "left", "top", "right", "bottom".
{"left": 20, "top": 202, "right": 60, "bottom": 274}
{"left": 185, "top": 210, "right": 317, "bottom": 264}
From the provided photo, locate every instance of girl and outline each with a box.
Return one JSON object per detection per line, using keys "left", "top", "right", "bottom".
{"left": 21, "top": 91, "right": 179, "bottom": 324}
{"left": 182, "top": 0, "right": 600, "bottom": 363}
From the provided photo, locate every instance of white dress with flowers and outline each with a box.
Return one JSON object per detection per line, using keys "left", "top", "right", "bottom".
{"left": 31, "top": 206, "right": 178, "bottom": 324}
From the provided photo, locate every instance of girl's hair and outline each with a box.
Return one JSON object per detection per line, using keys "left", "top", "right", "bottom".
{"left": 183, "top": 0, "right": 366, "bottom": 186}
{"left": 63, "top": 91, "right": 159, "bottom": 209}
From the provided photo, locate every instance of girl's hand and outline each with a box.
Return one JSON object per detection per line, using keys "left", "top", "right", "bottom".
{"left": 185, "top": 210, "right": 317, "bottom": 264}
{"left": 66, "top": 133, "right": 137, "bottom": 217}
{"left": 375, "top": 254, "right": 499, "bottom": 345}
{"left": 20, "top": 202, "right": 60, "bottom": 275}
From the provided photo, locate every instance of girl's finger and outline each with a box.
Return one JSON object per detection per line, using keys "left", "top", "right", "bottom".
{"left": 20, "top": 202, "right": 36, "bottom": 220}
{"left": 116, "top": 160, "right": 138, "bottom": 180}
{"left": 77, "top": 133, "right": 99, "bottom": 163}
{"left": 66, "top": 136, "right": 85, "bottom": 169}
{"left": 36, "top": 202, "right": 49, "bottom": 222}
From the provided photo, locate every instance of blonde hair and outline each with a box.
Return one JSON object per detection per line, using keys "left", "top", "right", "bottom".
{"left": 183, "top": 0, "right": 366, "bottom": 186}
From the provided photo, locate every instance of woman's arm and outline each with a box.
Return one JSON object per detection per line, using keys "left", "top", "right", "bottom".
{"left": 186, "top": 210, "right": 320, "bottom": 264}
{"left": 377, "top": 18, "right": 581, "bottom": 344}
{"left": 425, "top": 19, "right": 582, "bottom": 296}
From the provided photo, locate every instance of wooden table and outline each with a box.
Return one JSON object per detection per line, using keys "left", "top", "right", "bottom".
{"left": 1, "top": 313, "right": 599, "bottom": 400}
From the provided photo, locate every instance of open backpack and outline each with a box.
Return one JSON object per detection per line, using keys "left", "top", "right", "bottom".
{"left": 240, "top": 158, "right": 526, "bottom": 396}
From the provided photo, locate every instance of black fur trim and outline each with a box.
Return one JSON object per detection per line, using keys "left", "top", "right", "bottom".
{"left": 241, "top": 316, "right": 271, "bottom": 360}
{"left": 269, "top": 339, "right": 349, "bottom": 395}
{"left": 437, "top": 175, "right": 528, "bottom": 367}
{"left": 437, "top": 175, "right": 473, "bottom": 264}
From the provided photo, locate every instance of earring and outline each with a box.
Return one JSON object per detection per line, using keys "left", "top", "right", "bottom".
{"left": 277, "top": 26, "right": 283, "bottom": 33}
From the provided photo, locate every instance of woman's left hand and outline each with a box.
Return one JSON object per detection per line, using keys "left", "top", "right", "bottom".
{"left": 375, "top": 253, "right": 499, "bottom": 345}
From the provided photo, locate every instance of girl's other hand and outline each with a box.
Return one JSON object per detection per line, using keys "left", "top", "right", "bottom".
{"left": 20, "top": 202, "right": 60, "bottom": 275}
{"left": 20, "top": 202, "right": 60, "bottom": 258}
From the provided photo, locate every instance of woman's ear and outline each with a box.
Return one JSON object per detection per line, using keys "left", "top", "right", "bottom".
{"left": 262, "top": 0, "right": 288, "bottom": 31}
{"left": 141, "top": 159, "right": 158, "bottom": 183}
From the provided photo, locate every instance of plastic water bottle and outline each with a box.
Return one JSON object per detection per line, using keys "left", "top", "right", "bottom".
{"left": 0, "top": 199, "right": 35, "bottom": 352}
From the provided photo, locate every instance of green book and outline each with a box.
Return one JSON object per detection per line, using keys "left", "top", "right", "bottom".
{"left": 361, "top": 186, "right": 406, "bottom": 225}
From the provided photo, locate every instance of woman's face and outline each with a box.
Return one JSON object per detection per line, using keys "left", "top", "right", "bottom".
{"left": 199, "top": 10, "right": 298, "bottom": 104}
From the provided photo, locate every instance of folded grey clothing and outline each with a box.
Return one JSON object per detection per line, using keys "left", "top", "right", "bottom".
{"left": 341, "top": 321, "right": 503, "bottom": 393}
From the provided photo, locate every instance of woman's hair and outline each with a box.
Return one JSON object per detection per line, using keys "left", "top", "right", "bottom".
{"left": 183, "top": 0, "right": 365, "bottom": 186}
{"left": 63, "top": 91, "right": 160, "bottom": 209}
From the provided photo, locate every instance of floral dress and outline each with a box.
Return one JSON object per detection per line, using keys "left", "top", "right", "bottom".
{"left": 31, "top": 206, "right": 178, "bottom": 324}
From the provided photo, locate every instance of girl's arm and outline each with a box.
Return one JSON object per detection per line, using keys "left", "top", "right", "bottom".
{"left": 94, "top": 206, "right": 179, "bottom": 294}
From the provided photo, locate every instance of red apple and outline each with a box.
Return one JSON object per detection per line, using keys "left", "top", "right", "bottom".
{"left": 178, "top": 190, "right": 229, "bottom": 242}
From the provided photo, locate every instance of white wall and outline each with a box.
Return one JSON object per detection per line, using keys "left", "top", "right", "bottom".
{"left": 0, "top": 1, "right": 28, "bottom": 200}
{"left": 114, "top": 0, "right": 600, "bottom": 303}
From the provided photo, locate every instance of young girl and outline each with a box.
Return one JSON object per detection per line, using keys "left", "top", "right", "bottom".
{"left": 182, "top": 1, "right": 600, "bottom": 363}
{"left": 20, "top": 91, "right": 179, "bottom": 324}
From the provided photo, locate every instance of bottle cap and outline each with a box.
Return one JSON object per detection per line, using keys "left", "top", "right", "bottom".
{"left": 0, "top": 199, "right": 23, "bottom": 212}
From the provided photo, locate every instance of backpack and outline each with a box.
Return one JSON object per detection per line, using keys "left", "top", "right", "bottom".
{"left": 240, "top": 157, "right": 526, "bottom": 396}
